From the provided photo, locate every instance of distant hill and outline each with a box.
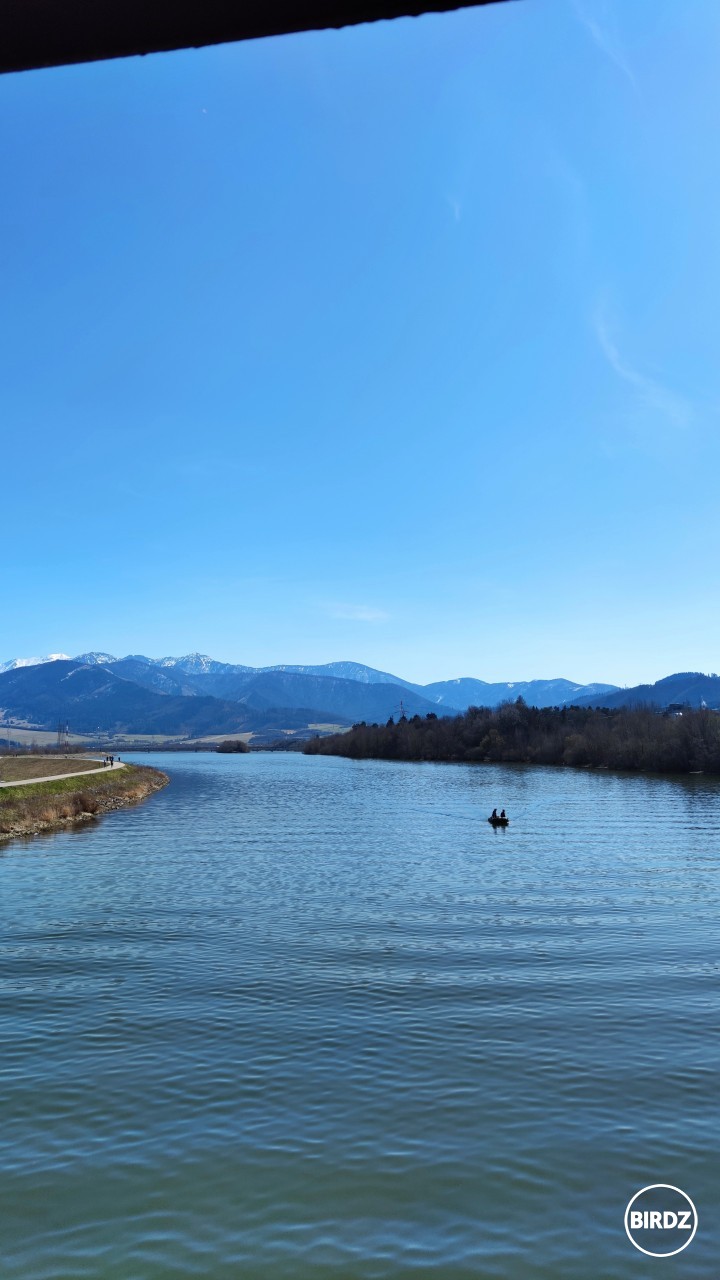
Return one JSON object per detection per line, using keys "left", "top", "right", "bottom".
{"left": 0, "top": 660, "right": 442, "bottom": 737}
{"left": 0, "top": 661, "right": 346, "bottom": 736}
{"left": 0, "top": 649, "right": 629, "bottom": 733}
{"left": 85, "top": 659, "right": 454, "bottom": 720}
{"left": 206, "top": 670, "right": 444, "bottom": 720}
{"left": 141, "top": 662, "right": 615, "bottom": 710}
{"left": 261, "top": 660, "right": 419, "bottom": 689}
{"left": 575, "top": 672, "right": 720, "bottom": 711}
{"left": 0, "top": 651, "right": 619, "bottom": 708}
{"left": 420, "top": 676, "right": 617, "bottom": 710}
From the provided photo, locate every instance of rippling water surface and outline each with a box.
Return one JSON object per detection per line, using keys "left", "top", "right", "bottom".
{"left": 1, "top": 752, "right": 719, "bottom": 1277}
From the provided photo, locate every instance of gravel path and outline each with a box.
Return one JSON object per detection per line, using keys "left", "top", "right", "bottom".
{"left": 0, "top": 760, "right": 126, "bottom": 789}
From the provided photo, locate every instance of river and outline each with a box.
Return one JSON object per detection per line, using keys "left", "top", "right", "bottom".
{"left": 1, "top": 751, "right": 718, "bottom": 1277}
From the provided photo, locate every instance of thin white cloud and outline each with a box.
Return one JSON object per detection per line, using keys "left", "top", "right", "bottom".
{"left": 329, "top": 604, "right": 389, "bottom": 623}
{"left": 542, "top": 142, "right": 591, "bottom": 258}
{"left": 572, "top": 0, "right": 639, "bottom": 95}
{"left": 594, "top": 313, "right": 692, "bottom": 431}
{"left": 445, "top": 195, "right": 462, "bottom": 224}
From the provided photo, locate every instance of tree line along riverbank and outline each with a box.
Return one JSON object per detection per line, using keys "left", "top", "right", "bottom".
{"left": 304, "top": 702, "right": 720, "bottom": 775}
{"left": 0, "top": 761, "right": 169, "bottom": 841}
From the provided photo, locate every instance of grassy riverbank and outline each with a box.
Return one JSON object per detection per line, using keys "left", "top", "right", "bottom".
{"left": 0, "top": 755, "right": 104, "bottom": 783}
{"left": 304, "top": 702, "right": 720, "bottom": 775}
{"left": 0, "top": 763, "right": 169, "bottom": 840}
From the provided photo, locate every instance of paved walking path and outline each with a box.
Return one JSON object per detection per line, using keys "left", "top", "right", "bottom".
{"left": 0, "top": 760, "right": 126, "bottom": 789}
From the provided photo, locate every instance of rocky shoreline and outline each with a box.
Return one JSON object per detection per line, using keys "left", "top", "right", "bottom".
{"left": 0, "top": 765, "right": 169, "bottom": 841}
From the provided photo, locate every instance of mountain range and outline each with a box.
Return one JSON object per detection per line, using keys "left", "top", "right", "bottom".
{"left": 0, "top": 652, "right": 618, "bottom": 710}
{"left": 0, "top": 651, "right": 715, "bottom": 741}
{"left": 0, "top": 652, "right": 619, "bottom": 737}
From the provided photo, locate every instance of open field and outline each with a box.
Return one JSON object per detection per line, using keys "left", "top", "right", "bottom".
{"left": 0, "top": 725, "right": 349, "bottom": 754}
{"left": 0, "top": 755, "right": 102, "bottom": 783}
{"left": 1, "top": 728, "right": 349, "bottom": 753}
{"left": 0, "top": 726, "right": 191, "bottom": 748}
{"left": 0, "top": 726, "right": 91, "bottom": 748}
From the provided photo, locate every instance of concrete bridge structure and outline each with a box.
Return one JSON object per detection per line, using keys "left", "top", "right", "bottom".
{"left": 1, "top": 0, "right": 513, "bottom": 76}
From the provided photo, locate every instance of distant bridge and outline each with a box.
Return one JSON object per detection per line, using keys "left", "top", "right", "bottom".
{"left": 1, "top": 0, "right": 514, "bottom": 76}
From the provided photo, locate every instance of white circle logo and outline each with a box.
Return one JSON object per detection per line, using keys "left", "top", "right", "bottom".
{"left": 624, "top": 1184, "right": 698, "bottom": 1257}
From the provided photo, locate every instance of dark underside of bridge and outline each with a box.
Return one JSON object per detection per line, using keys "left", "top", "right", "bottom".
{"left": 1, "top": 0, "right": 511, "bottom": 76}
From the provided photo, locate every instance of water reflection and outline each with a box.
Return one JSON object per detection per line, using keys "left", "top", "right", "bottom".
{"left": 0, "top": 752, "right": 718, "bottom": 1279}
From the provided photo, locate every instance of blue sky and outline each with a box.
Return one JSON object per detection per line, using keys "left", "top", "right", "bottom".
{"left": 1, "top": 0, "right": 718, "bottom": 685}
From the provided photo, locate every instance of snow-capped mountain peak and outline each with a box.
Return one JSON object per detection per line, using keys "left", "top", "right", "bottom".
{"left": 0, "top": 653, "right": 71, "bottom": 674}
{"left": 156, "top": 653, "right": 222, "bottom": 673}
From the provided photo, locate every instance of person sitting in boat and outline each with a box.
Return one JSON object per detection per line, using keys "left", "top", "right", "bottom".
{"left": 500, "top": 809, "right": 506, "bottom": 820}
{"left": 491, "top": 808, "right": 498, "bottom": 820}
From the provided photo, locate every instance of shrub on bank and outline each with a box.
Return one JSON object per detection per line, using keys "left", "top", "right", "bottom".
{"left": 0, "top": 764, "right": 168, "bottom": 836}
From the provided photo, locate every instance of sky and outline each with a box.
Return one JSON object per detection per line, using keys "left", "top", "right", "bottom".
{"left": 1, "top": 0, "right": 719, "bottom": 686}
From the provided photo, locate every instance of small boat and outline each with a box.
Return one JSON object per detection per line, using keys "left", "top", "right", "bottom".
{"left": 488, "top": 816, "right": 509, "bottom": 827}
